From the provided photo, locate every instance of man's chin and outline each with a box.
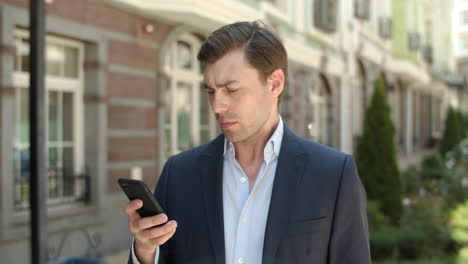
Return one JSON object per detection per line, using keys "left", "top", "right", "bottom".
{"left": 222, "top": 131, "right": 244, "bottom": 143}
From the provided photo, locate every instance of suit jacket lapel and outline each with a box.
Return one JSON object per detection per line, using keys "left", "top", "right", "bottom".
{"left": 200, "top": 135, "right": 226, "bottom": 264}
{"left": 262, "top": 127, "right": 306, "bottom": 264}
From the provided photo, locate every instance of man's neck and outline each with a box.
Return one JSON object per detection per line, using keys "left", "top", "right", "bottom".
{"left": 233, "top": 114, "right": 279, "bottom": 165}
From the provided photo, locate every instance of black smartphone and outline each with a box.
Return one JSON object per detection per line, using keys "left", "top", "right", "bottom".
{"left": 118, "top": 178, "right": 165, "bottom": 218}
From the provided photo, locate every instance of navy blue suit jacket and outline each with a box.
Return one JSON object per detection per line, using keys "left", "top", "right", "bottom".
{"left": 129, "top": 126, "right": 371, "bottom": 264}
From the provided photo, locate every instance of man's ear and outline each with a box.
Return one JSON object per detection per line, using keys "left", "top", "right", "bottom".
{"left": 268, "top": 69, "right": 285, "bottom": 99}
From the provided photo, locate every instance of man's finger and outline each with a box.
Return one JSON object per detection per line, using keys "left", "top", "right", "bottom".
{"left": 135, "top": 214, "right": 168, "bottom": 230}
{"left": 125, "top": 200, "right": 143, "bottom": 233}
{"left": 124, "top": 199, "right": 143, "bottom": 215}
{"left": 152, "top": 226, "right": 177, "bottom": 246}
{"left": 141, "top": 220, "right": 177, "bottom": 240}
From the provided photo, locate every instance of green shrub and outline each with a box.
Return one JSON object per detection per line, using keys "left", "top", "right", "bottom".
{"left": 450, "top": 201, "right": 468, "bottom": 263}
{"left": 373, "top": 123, "right": 468, "bottom": 263}
{"left": 401, "top": 166, "right": 422, "bottom": 195}
{"left": 441, "top": 170, "right": 468, "bottom": 212}
{"left": 397, "top": 227, "right": 426, "bottom": 260}
{"left": 456, "top": 111, "right": 468, "bottom": 138}
{"left": 355, "top": 77, "right": 402, "bottom": 224}
{"left": 398, "top": 196, "right": 455, "bottom": 259}
{"left": 421, "top": 154, "right": 446, "bottom": 181}
{"left": 367, "top": 200, "right": 399, "bottom": 260}
{"left": 368, "top": 200, "right": 393, "bottom": 231}
{"left": 457, "top": 247, "right": 468, "bottom": 264}
{"left": 422, "top": 153, "right": 444, "bottom": 170}
{"left": 441, "top": 139, "right": 468, "bottom": 211}
{"left": 440, "top": 108, "right": 465, "bottom": 157}
{"left": 450, "top": 200, "right": 468, "bottom": 247}
{"left": 462, "top": 112, "right": 468, "bottom": 138}
{"left": 371, "top": 229, "right": 399, "bottom": 260}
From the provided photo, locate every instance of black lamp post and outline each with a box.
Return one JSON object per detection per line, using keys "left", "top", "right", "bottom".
{"left": 29, "top": 0, "right": 47, "bottom": 263}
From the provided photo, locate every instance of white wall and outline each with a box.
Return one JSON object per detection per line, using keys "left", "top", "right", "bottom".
{"left": 452, "top": 0, "right": 468, "bottom": 58}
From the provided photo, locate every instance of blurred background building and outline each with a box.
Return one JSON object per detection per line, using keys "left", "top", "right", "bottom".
{"left": 453, "top": 0, "right": 468, "bottom": 74}
{"left": 452, "top": 0, "right": 468, "bottom": 111}
{"left": 0, "top": 0, "right": 464, "bottom": 262}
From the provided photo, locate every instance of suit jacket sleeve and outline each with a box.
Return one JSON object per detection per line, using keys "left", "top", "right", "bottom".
{"left": 328, "top": 155, "right": 371, "bottom": 264}
{"left": 128, "top": 157, "right": 173, "bottom": 264}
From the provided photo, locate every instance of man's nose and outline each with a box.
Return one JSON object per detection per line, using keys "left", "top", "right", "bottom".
{"left": 211, "top": 90, "right": 228, "bottom": 114}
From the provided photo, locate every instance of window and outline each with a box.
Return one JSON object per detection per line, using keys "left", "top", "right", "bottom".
{"left": 460, "top": 12, "right": 468, "bottom": 25}
{"left": 161, "top": 33, "right": 216, "bottom": 160}
{"left": 460, "top": 37, "right": 468, "bottom": 50}
{"left": 431, "top": 97, "right": 442, "bottom": 137}
{"left": 304, "top": 75, "right": 331, "bottom": 145}
{"left": 398, "top": 85, "right": 406, "bottom": 146}
{"left": 313, "top": 0, "right": 338, "bottom": 32}
{"left": 412, "top": 91, "right": 420, "bottom": 147}
{"left": 406, "top": 0, "right": 415, "bottom": 32}
{"left": 355, "top": 60, "right": 367, "bottom": 134}
{"left": 13, "top": 30, "right": 85, "bottom": 210}
{"left": 265, "top": 0, "right": 285, "bottom": 8}
{"left": 279, "top": 79, "right": 293, "bottom": 127}
{"left": 355, "top": 0, "right": 371, "bottom": 20}
{"left": 425, "top": 20, "right": 432, "bottom": 43}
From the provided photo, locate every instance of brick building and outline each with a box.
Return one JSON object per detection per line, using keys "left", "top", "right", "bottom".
{"left": 0, "top": 0, "right": 460, "bottom": 262}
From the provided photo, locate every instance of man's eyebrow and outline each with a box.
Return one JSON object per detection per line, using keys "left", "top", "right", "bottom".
{"left": 202, "top": 82, "right": 213, "bottom": 89}
{"left": 202, "top": 80, "right": 238, "bottom": 89}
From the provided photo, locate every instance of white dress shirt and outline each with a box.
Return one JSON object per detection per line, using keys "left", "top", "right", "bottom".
{"left": 223, "top": 117, "right": 283, "bottom": 264}
{"left": 132, "top": 117, "right": 284, "bottom": 264}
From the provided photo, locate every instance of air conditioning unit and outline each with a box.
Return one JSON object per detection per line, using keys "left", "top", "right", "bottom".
{"left": 423, "top": 45, "right": 433, "bottom": 64}
{"left": 355, "top": 0, "right": 370, "bottom": 20}
{"left": 314, "top": 0, "right": 338, "bottom": 32}
{"left": 379, "top": 17, "right": 392, "bottom": 39}
{"left": 408, "top": 32, "right": 421, "bottom": 50}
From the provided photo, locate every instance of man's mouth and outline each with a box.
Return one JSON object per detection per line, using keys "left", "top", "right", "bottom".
{"left": 220, "top": 121, "right": 237, "bottom": 129}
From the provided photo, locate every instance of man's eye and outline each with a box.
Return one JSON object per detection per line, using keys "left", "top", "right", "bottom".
{"left": 206, "top": 90, "right": 215, "bottom": 95}
{"left": 227, "top": 89, "right": 238, "bottom": 93}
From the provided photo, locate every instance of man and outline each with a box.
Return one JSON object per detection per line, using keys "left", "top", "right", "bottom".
{"left": 125, "top": 21, "right": 371, "bottom": 264}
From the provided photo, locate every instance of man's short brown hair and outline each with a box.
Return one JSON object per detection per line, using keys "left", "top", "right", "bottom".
{"left": 197, "top": 21, "right": 288, "bottom": 103}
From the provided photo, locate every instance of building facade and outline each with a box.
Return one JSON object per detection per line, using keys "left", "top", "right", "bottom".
{"left": 452, "top": 0, "right": 468, "bottom": 110}
{"left": 454, "top": 0, "right": 468, "bottom": 74}
{"left": 0, "top": 0, "right": 458, "bottom": 261}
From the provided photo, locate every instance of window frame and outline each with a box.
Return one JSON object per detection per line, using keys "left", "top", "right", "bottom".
{"left": 460, "top": 37, "right": 468, "bottom": 51}
{"left": 259, "top": 0, "right": 291, "bottom": 24}
{"left": 460, "top": 12, "right": 468, "bottom": 25}
{"left": 161, "top": 33, "right": 217, "bottom": 161}
{"left": 305, "top": 75, "right": 329, "bottom": 144}
{"left": 12, "top": 29, "right": 85, "bottom": 208}
{"left": 305, "top": 0, "right": 337, "bottom": 47}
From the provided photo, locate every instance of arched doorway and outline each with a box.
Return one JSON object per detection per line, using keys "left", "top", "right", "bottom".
{"left": 352, "top": 59, "right": 367, "bottom": 148}
{"left": 304, "top": 73, "right": 332, "bottom": 146}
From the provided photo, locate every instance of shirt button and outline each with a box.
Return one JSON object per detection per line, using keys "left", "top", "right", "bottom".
{"left": 237, "top": 258, "right": 244, "bottom": 264}
{"left": 241, "top": 217, "right": 247, "bottom": 223}
{"left": 240, "top": 177, "right": 246, "bottom": 183}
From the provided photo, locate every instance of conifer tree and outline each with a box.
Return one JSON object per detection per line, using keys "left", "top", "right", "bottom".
{"left": 440, "top": 108, "right": 464, "bottom": 157}
{"left": 355, "top": 77, "right": 402, "bottom": 224}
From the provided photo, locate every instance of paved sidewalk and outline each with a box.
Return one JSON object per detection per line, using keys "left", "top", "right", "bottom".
{"left": 104, "top": 250, "right": 129, "bottom": 264}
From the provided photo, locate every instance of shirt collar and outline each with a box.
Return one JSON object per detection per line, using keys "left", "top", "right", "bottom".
{"left": 223, "top": 116, "right": 284, "bottom": 162}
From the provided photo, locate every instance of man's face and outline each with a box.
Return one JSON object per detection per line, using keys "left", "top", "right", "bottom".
{"left": 203, "top": 49, "right": 277, "bottom": 143}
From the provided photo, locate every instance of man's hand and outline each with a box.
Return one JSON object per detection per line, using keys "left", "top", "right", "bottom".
{"left": 125, "top": 199, "right": 177, "bottom": 264}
